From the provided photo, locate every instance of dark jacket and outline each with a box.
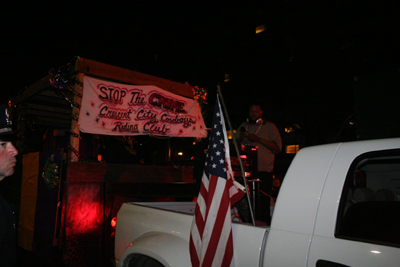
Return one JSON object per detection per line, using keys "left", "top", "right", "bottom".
{"left": 0, "top": 194, "right": 16, "bottom": 266}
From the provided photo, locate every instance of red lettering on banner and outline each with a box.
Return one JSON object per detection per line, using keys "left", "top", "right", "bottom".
{"left": 148, "top": 93, "right": 186, "bottom": 113}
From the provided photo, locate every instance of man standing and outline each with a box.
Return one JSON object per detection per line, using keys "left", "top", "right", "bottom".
{"left": 0, "top": 105, "right": 19, "bottom": 266}
{"left": 236, "top": 104, "right": 282, "bottom": 224}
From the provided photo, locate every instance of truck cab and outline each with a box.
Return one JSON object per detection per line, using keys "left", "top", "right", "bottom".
{"left": 265, "top": 138, "right": 400, "bottom": 267}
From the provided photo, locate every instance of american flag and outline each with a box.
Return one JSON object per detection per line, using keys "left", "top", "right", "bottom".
{"left": 190, "top": 95, "right": 245, "bottom": 267}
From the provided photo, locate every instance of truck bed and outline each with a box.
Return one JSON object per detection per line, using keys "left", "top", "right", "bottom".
{"left": 115, "top": 202, "right": 269, "bottom": 267}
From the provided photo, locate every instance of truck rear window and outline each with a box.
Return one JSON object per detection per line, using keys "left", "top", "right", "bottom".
{"left": 336, "top": 149, "right": 400, "bottom": 248}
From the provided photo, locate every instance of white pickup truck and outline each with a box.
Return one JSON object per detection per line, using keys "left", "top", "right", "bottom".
{"left": 114, "top": 138, "right": 400, "bottom": 267}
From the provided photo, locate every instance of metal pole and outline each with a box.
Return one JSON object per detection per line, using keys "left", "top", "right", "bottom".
{"left": 217, "top": 84, "right": 255, "bottom": 226}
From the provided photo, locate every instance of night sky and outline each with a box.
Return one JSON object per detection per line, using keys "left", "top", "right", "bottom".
{"left": 2, "top": 1, "right": 399, "bottom": 144}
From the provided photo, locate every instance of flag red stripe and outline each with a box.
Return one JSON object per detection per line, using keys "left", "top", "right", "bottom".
{"left": 201, "top": 176, "right": 231, "bottom": 266}
{"left": 193, "top": 203, "right": 204, "bottom": 238}
{"left": 195, "top": 181, "right": 209, "bottom": 236}
{"left": 221, "top": 230, "right": 234, "bottom": 266}
{"left": 205, "top": 174, "right": 218, "bottom": 219}
{"left": 189, "top": 235, "right": 200, "bottom": 267}
{"left": 227, "top": 175, "right": 243, "bottom": 205}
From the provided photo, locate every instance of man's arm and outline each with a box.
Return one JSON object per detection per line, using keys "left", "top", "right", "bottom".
{"left": 246, "top": 133, "right": 280, "bottom": 153}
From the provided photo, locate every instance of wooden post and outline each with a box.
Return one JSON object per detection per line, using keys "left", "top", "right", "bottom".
{"left": 69, "top": 73, "right": 84, "bottom": 162}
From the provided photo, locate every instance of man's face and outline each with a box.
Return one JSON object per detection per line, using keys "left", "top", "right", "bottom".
{"left": 0, "top": 141, "right": 18, "bottom": 181}
{"left": 249, "top": 105, "right": 263, "bottom": 122}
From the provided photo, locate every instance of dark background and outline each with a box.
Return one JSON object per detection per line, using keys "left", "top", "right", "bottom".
{"left": 1, "top": 1, "right": 400, "bottom": 144}
{"left": 1, "top": 2, "right": 400, "bottom": 266}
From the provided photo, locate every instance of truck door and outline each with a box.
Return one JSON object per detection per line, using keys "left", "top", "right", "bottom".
{"left": 308, "top": 145, "right": 400, "bottom": 267}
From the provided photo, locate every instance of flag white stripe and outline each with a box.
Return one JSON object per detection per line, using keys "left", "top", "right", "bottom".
{"left": 212, "top": 201, "right": 233, "bottom": 267}
{"left": 190, "top": 218, "right": 202, "bottom": 260}
{"left": 190, "top": 175, "right": 208, "bottom": 260}
{"left": 200, "top": 178, "right": 226, "bottom": 263}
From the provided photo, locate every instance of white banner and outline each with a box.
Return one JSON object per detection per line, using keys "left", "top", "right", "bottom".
{"left": 78, "top": 76, "right": 207, "bottom": 138}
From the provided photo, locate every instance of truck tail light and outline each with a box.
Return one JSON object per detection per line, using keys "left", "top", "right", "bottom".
{"left": 111, "top": 216, "right": 117, "bottom": 229}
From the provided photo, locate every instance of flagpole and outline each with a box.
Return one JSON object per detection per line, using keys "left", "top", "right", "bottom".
{"left": 217, "top": 84, "right": 255, "bottom": 226}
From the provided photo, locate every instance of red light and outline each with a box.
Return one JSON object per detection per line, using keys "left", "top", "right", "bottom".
{"left": 240, "top": 155, "right": 247, "bottom": 159}
{"left": 111, "top": 217, "right": 117, "bottom": 229}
